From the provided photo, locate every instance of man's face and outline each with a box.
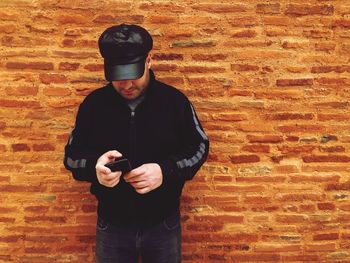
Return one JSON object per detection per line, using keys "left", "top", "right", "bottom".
{"left": 112, "top": 57, "right": 151, "bottom": 100}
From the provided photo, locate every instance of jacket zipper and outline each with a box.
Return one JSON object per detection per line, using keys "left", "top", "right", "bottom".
{"left": 129, "top": 110, "right": 136, "bottom": 165}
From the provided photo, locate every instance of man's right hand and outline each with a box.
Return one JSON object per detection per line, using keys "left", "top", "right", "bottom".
{"left": 95, "top": 150, "right": 123, "bottom": 187}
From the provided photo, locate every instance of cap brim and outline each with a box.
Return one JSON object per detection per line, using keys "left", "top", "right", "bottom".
{"left": 104, "top": 59, "right": 146, "bottom": 81}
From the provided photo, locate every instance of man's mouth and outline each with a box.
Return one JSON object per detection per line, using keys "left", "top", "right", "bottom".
{"left": 123, "top": 89, "right": 136, "bottom": 95}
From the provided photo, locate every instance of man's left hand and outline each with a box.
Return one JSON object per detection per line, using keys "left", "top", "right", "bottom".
{"left": 124, "top": 163, "right": 163, "bottom": 194}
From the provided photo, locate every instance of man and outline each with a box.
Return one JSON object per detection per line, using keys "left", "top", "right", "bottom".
{"left": 64, "top": 24, "right": 209, "bottom": 263}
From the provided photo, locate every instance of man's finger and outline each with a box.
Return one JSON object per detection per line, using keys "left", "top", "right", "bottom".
{"left": 104, "top": 171, "right": 122, "bottom": 181}
{"left": 96, "top": 164, "right": 110, "bottom": 174}
{"left": 135, "top": 187, "right": 150, "bottom": 194}
{"left": 124, "top": 166, "right": 145, "bottom": 181}
{"left": 130, "top": 180, "right": 148, "bottom": 189}
{"left": 124, "top": 173, "right": 145, "bottom": 182}
{"left": 106, "top": 150, "right": 122, "bottom": 159}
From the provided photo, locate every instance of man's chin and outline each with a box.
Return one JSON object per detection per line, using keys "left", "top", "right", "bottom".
{"left": 122, "top": 93, "right": 138, "bottom": 100}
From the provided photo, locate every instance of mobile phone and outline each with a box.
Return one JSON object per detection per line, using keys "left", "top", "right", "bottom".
{"left": 105, "top": 158, "right": 132, "bottom": 173}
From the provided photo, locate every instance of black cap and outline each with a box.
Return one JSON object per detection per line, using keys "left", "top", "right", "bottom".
{"left": 98, "top": 24, "right": 153, "bottom": 81}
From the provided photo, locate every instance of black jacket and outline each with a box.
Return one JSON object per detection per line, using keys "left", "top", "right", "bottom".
{"left": 64, "top": 71, "right": 209, "bottom": 225}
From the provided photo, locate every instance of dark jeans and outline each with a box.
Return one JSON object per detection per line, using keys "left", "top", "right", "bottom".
{"left": 95, "top": 211, "right": 181, "bottom": 263}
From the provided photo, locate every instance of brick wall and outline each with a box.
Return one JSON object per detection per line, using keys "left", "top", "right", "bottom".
{"left": 1, "top": 0, "right": 349, "bottom": 262}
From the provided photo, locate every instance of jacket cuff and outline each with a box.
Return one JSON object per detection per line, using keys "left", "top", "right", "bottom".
{"left": 158, "top": 159, "right": 177, "bottom": 184}
{"left": 86, "top": 159, "right": 99, "bottom": 184}
{"left": 71, "top": 158, "right": 99, "bottom": 184}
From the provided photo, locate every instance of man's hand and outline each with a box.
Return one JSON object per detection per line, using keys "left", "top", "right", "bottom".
{"left": 124, "top": 163, "right": 163, "bottom": 194}
{"left": 95, "top": 150, "right": 123, "bottom": 187}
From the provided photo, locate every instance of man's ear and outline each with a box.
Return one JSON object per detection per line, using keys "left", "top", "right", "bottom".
{"left": 146, "top": 53, "right": 152, "bottom": 69}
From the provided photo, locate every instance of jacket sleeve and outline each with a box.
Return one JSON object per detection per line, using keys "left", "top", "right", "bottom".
{"left": 158, "top": 98, "right": 209, "bottom": 182}
{"left": 63, "top": 99, "right": 100, "bottom": 184}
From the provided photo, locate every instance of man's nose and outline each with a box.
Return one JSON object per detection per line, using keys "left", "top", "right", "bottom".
{"left": 119, "top": 80, "right": 133, "bottom": 89}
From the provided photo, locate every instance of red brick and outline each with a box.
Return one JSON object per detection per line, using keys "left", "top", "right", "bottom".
{"left": 313, "top": 233, "right": 339, "bottom": 241}
{"left": 153, "top": 64, "right": 177, "bottom": 72}
{"left": 317, "top": 202, "right": 336, "bottom": 210}
{"left": 24, "top": 216, "right": 66, "bottom": 223}
{"left": 315, "top": 77, "right": 349, "bottom": 85}
{"left": 256, "top": 244, "right": 301, "bottom": 252}
{"left": 139, "top": 2, "right": 185, "bottom": 13}
{"left": 0, "top": 10, "right": 19, "bottom": 21}
{"left": 0, "top": 235, "right": 24, "bottom": 242}
{"left": 276, "top": 78, "right": 313, "bottom": 86}
{"left": 211, "top": 113, "right": 246, "bottom": 122}
{"left": 278, "top": 145, "right": 316, "bottom": 154}
{"left": 256, "top": 4, "right": 281, "bottom": 14}
{"left": 315, "top": 42, "right": 336, "bottom": 52}
{"left": 319, "top": 146, "right": 345, "bottom": 153}
{"left": 32, "top": 143, "right": 55, "bottom": 151}
{"left": 180, "top": 66, "right": 225, "bottom": 73}
{"left": 277, "top": 193, "right": 324, "bottom": 202}
{"left": 311, "top": 65, "right": 350, "bottom": 73}
{"left": 58, "top": 62, "right": 80, "bottom": 71}
{"left": 228, "top": 16, "right": 259, "bottom": 27}
{"left": 237, "top": 176, "right": 286, "bottom": 183}
{"left": 149, "top": 15, "right": 178, "bottom": 24}
{"left": 0, "top": 185, "right": 45, "bottom": 192}
{"left": 12, "top": 143, "right": 30, "bottom": 152}
{"left": 278, "top": 124, "right": 325, "bottom": 133}
{"left": 230, "top": 155, "right": 260, "bottom": 164}
{"left": 43, "top": 87, "right": 71, "bottom": 96}
{"left": 267, "top": 113, "right": 314, "bottom": 120}
{"left": 339, "top": 204, "right": 350, "bottom": 212}
{"left": 241, "top": 144, "right": 270, "bottom": 153}
{"left": 216, "top": 185, "right": 265, "bottom": 193}
{"left": 192, "top": 3, "right": 248, "bottom": 13}
{"left": 192, "top": 54, "right": 227, "bottom": 62}
{"left": 153, "top": 53, "right": 184, "bottom": 61}
{"left": 170, "top": 40, "right": 216, "bottom": 48}
{"left": 83, "top": 64, "right": 103, "bottom": 72}
{"left": 247, "top": 135, "right": 283, "bottom": 143}
{"left": 182, "top": 233, "right": 211, "bottom": 243}
{"left": 52, "top": 50, "right": 98, "bottom": 59}
{"left": 186, "top": 223, "right": 224, "bottom": 232}
{"left": 81, "top": 205, "right": 96, "bottom": 213}
{"left": 303, "top": 155, "right": 350, "bottom": 163}
{"left": 325, "top": 182, "right": 350, "bottom": 191}
{"left": 24, "top": 206, "right": 50, "bottom": 213}
{"left": 333, "top": 18, "right": 350, "bottom": 28}
{"left": 263, "top": 16, "right": 291, "bottom": 26}
{"left": 212, "top": 233, "right": 259, "bottom": 243}
{"left": 231, "top": 64, "right": 259, "bottom": 71}
{"left": 39, "top": 73, "right": 67, "bottom": 84}
{"left": 0, "top": 23, "right": 16, "bottom": 33}
{"left": 194, "top": 215, "right": 244, "bottom": 224}
{"left": 290, "top": 175, "right": 340, "bottom": 183}
{"left": 285, "top": 4, "right": 334, "bottom": 16}
{"left": 76, "top": 235, "right": 95, "bottom": 243}
{"left": 208, "top": 254, "right": 226, "bottom": 261}
{"left": 318, "top": 114, "right": 350, "bottom": 121}
{"left": 232, "top": 30, "right": 257, "bottom": 38}
{"left": 274, "top": 165, "right": 299, "bottom": 173}
{"left": 24, "top": 247, "right": 51, "bottom": 254}
{"left": 255, "top": 90, "right": 303, "bottom": 100}
{"left": 0, "top": 217, "right": 15, "bottom": 223}
{"left": 282, "top": 255, "right": 320, "bottom": 261}
{"left": 282, "top": 41, "right": 309, "bottom": 50}
{"left": 276, "top": 214, "right": 308, "bottom": 224}
{"left": 56, "top": 14, "right": 90, "bottom": 25}
{"left": 6, "top": 61, "right": 54, "bottom": 70}
{"left": 231, "top": 253, "right": 280, "bottom": 262}
{"left": 5, "top": 86, "right": 39, "bottom": 96}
